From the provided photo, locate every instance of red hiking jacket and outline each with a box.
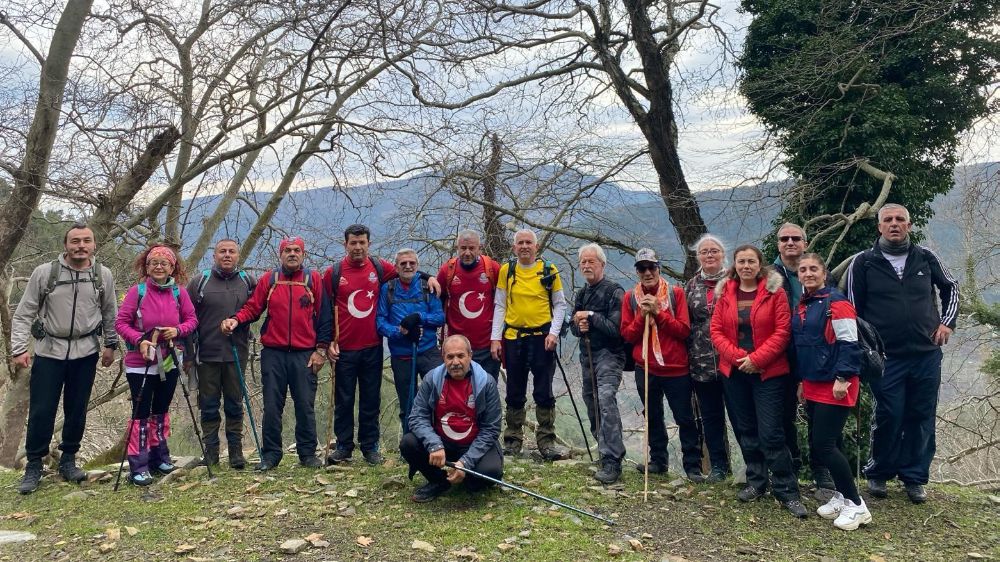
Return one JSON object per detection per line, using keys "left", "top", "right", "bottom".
{"left": 710, "top": 272, "right": 791, "bottom": 380}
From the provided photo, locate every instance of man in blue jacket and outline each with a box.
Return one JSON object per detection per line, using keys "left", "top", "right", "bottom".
{"left": 846, "top": 203, "right": 959, "bottom": 504}
{"left": 376, "top": 249, "right": 445, "bottom": 430}
{"left": 400, "top": 335, "right": 503, "bottom": 502}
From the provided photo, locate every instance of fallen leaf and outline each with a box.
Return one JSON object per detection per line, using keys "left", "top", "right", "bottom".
{"left": 884, "top": 532, "right": 892, "bottom": 540}
{"left": 869, "top": 556, "right": 887, "bottom": 562}
{"left": 305, "top": 533, "right": 324, "bottom": 542}
{"left": 105, "top": 528, "right": 121, "bottom": 541}
{"left": 411, "top": 540, "right": 436, "bottom": 552}
{"left": 628, "top": 538, "right": 642, "bottom": 551}
{"left": 498, "top": 543, "right": 516, "bottom": 551}
{"left": 315, "top": 475, "right": 331, "bottom": 486}
{"left": 124, "top": 527, "right": 139, "bottom": 537}
{"left": 174, "top": 544, "right": 196, "bottom": 554}
{"left": 344, "top": 489, "right": 359, "bottom": 498}
{"left": 98, "top": 542, "right": 115, "bottom": 554}
{"left": 608, "top": 543, "right": 623, "bottom": 556}
{"left": 450, "top": 546, "right": 481, "bottom": 560}
{"left": 244, "top": 482, "right": 261, "bottom": 493}
{"left": 356, "top": 535, "right": 373, "bottom": 547}
{"left": 274, "top": 509, "right": 289, "bottom": 517}
{"left": 481, "top": 513, "right": 494, "bottom": 522}
{"left": 177, "top": 482, "right": 199, "bottom": 491}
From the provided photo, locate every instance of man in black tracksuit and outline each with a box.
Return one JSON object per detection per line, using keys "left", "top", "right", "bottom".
{"left": 846, "top": 204, "right": 959, "bottom": 504}
{"left": 570, "top": 244, "right": 626, "bottom": 484}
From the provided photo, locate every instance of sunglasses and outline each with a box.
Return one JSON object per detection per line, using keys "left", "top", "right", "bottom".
{"left": 635, "top": 263, "right": 658, "bottom": 273}
{"left": 779, "top": 236, "right": 803, "bottom": 243}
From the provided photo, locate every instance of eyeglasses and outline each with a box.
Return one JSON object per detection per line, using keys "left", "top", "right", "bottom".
{"left": 635, "top": 263, "right": 658, "bottom": 273}
{"left": 146, "top": 260, "right": 172, "bottom": 269}
{"left": 698, "top": 249, "right": 721, "bottom": 256}
{"left": 397, "top": 261, "right": 417, "bottom": 267}
{"left": 779, "top": 236, "right": 803, "bottom": 243}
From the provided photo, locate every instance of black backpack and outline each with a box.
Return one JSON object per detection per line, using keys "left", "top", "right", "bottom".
{"left": 823, "top": 297, "right": 885, "bottom": 383}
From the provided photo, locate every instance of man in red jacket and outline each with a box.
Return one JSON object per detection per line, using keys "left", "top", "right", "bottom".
{"left": 222, "top": 237, "right": 331, "bottom": 471}
{"left": 620, "top": 248, "right": 703, "bottom": 480}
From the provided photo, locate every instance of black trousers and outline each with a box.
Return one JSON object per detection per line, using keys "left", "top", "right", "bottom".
{"left": 260, "top": 348, "right": 317, "bottom": 464}
{"left": 399, "top": 432, "right": 502, "bottom": 491}
{"left": 503, "top": 334, "right": 555, "bottom": 409}
{"left": 692, "top": 378, "right": 730, "bottom": 471}
{"left": 472, "top": 347, "right": 501, "bottom": 379}
{"left": 127, "top": 368, "right": 179, "bottom": 418}
{"left": 781, "top": 374, "right": 803, "bottom": 473}
{"left": 197, "top": 361, "right": 245, "bottom": 447}
{"left": 390, "top": 347, "right": 443, "bottom": 430}
{"left": 334, "top": 345, "right": 383, "bottom": 453}
{"left": 723, "top": 371, "right": 800, "bottom": 501}
{"left": 24, "top": 354, "right": 99, "bottom": 462}
{"left": 634, "top": 369, "right": 702, "bottom": 473}
{"left": 809, "top": 401, "right": 860, "bottom": 504}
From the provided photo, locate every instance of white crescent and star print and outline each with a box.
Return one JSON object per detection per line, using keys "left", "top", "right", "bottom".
{"left": 457, "top": 291, "right": 486, "bottom": 319}
{"left": 347, "top": 289, "right": 375, "bottom": 318}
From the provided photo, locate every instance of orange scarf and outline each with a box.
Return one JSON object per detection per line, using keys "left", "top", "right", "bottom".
{"left": 632, "top": 278, "right": 673, "bottom": 367}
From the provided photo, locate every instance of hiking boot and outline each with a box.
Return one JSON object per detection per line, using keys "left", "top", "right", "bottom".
{"left": 228, "top": 447, "right": 246, "bottom": 470}
{"left": 412, "top": 481, "right": 451, "bottom": 503}
{"left": 502, "top": 440, "right": 522, "bottom": 457}
{"left": 594, "top": 458, "right": 622, "bottom": 484}
{"left": 362, "top": 450, "right": 384, "bottom": 466}
{"left": 300, "top": 456, "right": 322, "bottom": 468}
{"left": 503, "top": 407, "right": 526, "bottom": 450}
{"left": 151, "top": 461, "right": 176, "bottom": 476}
{"left": 18, "top": 460, "right": 43, "bottom": 495}
{"left": 686, "top": 470, "right": 706, "bottom": 483}
{"left": 534, "top": 406, "right": 557, "bottom": 455}
{"left": 255, "top": 459, "right": 278, "bottom": 472}
{"left": 833, "top": 499, "right": 872, "bottom": 530}
{"left": 201, "top": 445, "right": 220, "bottom": 467}
{"left": 737, "top": 485, "right": 766, "bottom": 502}
{"left": 817, "top": 491, "right": 846, "bottom": 519}
{"left": 58, "top": 453, "right": 87, "bottom": 484}
{"left": 535, "top": 446, "right": 567, "bottom": 462}
{"left": 635, "top": 460, "right": 668, "bottom": 474}
{"left": 867, "top": 478, "right": 888, "bottom": 498}
{"left": 326, "top": 448, "right": 352, "bottom": 465}
{"left": 813, "top": 466, "right": 836, "bottom": 491}
{"left": 130, "top": 471, "right": 154, "bottom": 486}
{"left": 783, "top": 499, "right": 808, "bottom": 519}
{"left": 705, "top": 467, "right": 728, "bottom": 484}
{"left": 904, "top": 483, "right": 927, "bottom": 504}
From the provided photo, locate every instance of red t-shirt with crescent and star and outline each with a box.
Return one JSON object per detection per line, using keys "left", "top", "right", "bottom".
{"left": 437, "top": 258, "right": 496, "bottom": 350}
{"left": 434, "top": 375, "right": 478, "bottom": 447}
{"left": 324, "top": 256, "right": 396, "bottom": 351}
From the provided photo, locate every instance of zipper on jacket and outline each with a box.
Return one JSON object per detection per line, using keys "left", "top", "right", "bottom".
{"left": 65, "top": 267, "right": 79, "bottom": 361}
{"left": 287, "top": 270, "right": 293, "bottom": 352}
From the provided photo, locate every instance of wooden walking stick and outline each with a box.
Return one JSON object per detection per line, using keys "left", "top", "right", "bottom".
{"left": 642, "top": 314, "right": 651, "bottom": 503}
{"left": 324, "top": 305, "right": 339, "bottom": 463}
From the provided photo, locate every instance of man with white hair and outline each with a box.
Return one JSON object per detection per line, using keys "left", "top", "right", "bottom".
{"left": 570, "top": 243, "right": 626, "bottom": 483}
{"left": 437, "top": 230, "right": 501, "bottom": 377}
{"left": 490, "top": 229, "right": 567, "bottom": 460}
{"left": 376, "top": 249, "right": 445, "bottom": 431}
{"left": 846, "top": 203, "right": 959, "bottom": 504}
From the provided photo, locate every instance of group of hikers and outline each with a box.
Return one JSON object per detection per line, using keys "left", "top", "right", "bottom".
{"left": 13, "top": 203, "right": 958, "bottom": 532}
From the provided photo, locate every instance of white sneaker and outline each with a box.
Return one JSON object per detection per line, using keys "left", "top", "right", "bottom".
{"left": 834, "top": 498, "right": 872, "bottom": 530}
{"left": 817, "top": 491, "right": 845, "bottom": 519}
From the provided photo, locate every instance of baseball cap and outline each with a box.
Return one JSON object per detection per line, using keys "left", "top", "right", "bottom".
{"left": 634, "top": 248, "right": 658, "bottom": 265}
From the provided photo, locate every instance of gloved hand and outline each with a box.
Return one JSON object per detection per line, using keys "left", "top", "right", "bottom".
{"left": 400, "top": 313, "right": 422, "bottom": 343}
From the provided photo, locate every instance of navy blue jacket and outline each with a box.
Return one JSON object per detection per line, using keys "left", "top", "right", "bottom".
{"left": 407, "top": 361, "right": 502, "bottom": 471}
{"left": 791, "top": 286, "right": 861, "bottom": 382}
{"left": 376, "top": 277, "right": 445, "bottom": 356}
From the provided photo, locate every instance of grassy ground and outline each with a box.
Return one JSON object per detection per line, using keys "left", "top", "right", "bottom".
{"left": 1, "top": 456, "right": 998, "bottom": 562}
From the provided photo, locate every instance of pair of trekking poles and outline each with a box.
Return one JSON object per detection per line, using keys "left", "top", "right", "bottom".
{"left": 113, "top": 333, "right": 262, "bottom": 491}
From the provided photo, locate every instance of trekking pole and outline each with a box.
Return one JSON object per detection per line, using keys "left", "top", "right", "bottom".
{"left": 642, "top": 315, "right": 650, "bottom": 503}
{"left": 554, "top": 353, "right": 594, "bottom": 462}
{"left": 583, "top": 335, "right": 602, "bottom": 453}
{"left": 114, "top": 331, "right": 158, "bottom": 491}
{"left": 445, "top": 462, "right": 614, "bottom": 525}
{"left": 323, "top": 305, "right": 339, "bottom": 463}
{"left": 406, "top": 340, "right": 418, "bottom": 422}
{"left": 231, "top": 337, "right": 263, "bottom": 462}
{"left": 168, "top": 341, "right": 213, "bottom": 479}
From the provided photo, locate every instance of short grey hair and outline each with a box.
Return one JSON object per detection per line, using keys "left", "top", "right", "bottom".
{"left": 514, "top": 229, "right": 537, "bottom": 244}
{"left": 395, "top": 248, "right": 418, "bottom": 262}
{"left": 877, "top": 203, "right": 911, "bottom": 222}
{"left": 442, "top": 334, "right": 473, "bottom": 355}
{"left": 776, "top": 222, "right": 807, "bottom": 241}
{"left": 577, "top": 243, "right": 607, "bottom": 265}
{"left": 456, "top": 230, "right": 481, "bottom": 244}
{"left": 690, "top": 234, "right": 729, "bottom": 268}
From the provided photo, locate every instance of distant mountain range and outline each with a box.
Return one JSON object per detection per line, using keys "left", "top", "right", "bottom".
{"left": 177, "top": 161, "right": 999, "bottom": 300}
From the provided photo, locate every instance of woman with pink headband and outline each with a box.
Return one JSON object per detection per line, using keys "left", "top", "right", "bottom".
{"left": 115, "top": 244, "right": 198, "bottom": 486}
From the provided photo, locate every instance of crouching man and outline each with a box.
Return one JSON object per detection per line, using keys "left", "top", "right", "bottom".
{"left": 400, "top": 335, "right": 503, "bottom": 502}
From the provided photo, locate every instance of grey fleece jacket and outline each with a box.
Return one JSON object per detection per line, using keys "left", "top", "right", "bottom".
{"left": 12, "top": 255, "right": 118, "bottom": 360}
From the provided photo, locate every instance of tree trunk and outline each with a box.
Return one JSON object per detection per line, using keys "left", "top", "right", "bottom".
{"left": 481, "top": 133, "right": 508, "bottom": 260}
{"left": 0, "top": 0, "right": 94, "bottom": 273}
{"left": 0, "top": 274, "right": 31, "bottom": 467}
{"left": 91, "top": 126, "right": 182, "bottom": 247}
